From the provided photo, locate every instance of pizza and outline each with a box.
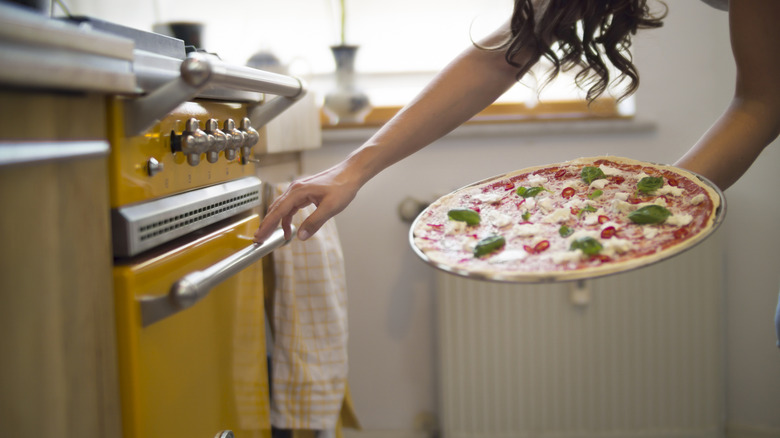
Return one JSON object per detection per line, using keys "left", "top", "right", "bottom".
{"left": 410, "top": 156, "right": 723, "bottom": 282}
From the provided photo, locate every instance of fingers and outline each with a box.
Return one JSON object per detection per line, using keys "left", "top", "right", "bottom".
{"left": 253, "top": 171, "right": 357, "bottom": 243}
{"left": 296, "top": 193, "right": 354, "bottom": 241}
{"left": 253, "top": 182, "right": 323, "bottom": 243}
{"left": 253, "top": 189, "right": 304, "bottom": 243}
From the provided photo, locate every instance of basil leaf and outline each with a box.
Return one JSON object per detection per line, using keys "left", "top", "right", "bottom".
{"left": 521, "top": 211, "right": 532, "bottom": 222}
{"left": 628, "top": 205, "right": 672, "bottom": 224}
{"left": 570, "top": 236, "right": 603, "bottom": 256}
{"left": 516, "top": 186, "right": 545, "bottom": 198}
{"left": 474, "top": 235, "right": 506, "bottom": 257}
{"left": 637, "top": 176, "right": 664, "bottom": 194}
{"left": 588, "top": 189, "right": 603, "bottom": 200}
{"left": 448, "top": 208, "right": 480, "bottom": 225}
{"left": 578, "top": 204, "right": 597, "bottom": 217}
{"left": 559, "top": 225, "right": 574, "bottom": 237}
{"left": 581, "top": 166, "right": 606, "bottom": 184}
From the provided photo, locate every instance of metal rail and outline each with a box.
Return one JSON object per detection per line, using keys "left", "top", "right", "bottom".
{"left": 124, "top": 51, "right": 306, "bottom": 136}
{"left": 139, "top": 226, "right": 294, "bottom": 327}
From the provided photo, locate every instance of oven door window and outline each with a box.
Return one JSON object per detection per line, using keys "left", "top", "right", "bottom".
{"left": 113, "top": 213, "right": 271, "bottom": 438}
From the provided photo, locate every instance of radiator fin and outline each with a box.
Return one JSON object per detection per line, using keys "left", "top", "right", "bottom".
{"left": 437, "top": 234, "right": 724, "bottom": 438}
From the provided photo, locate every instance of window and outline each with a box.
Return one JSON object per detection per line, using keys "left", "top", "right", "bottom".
{"left": 67, "top": 0, "right": 632, "bottom": 125}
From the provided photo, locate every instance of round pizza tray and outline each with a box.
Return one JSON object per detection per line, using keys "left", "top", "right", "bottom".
{"left": 408, "top": 166, "right": 727, "bottom": 284}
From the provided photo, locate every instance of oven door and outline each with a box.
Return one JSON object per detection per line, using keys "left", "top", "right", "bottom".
{"left": 114, "top": 213, "right": 279, "bottom": 438}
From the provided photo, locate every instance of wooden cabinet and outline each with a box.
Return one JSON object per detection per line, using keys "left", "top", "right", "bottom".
{"left": 0, "top": 90, "right": 122, "bottom": 438}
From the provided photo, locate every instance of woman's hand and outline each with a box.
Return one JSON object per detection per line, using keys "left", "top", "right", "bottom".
{"left": 253, "top": 161, "right": 361, "bottom": 243}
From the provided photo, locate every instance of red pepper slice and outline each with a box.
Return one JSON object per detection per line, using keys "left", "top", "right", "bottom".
{"left": 555, "top": 169, "right": 567, "bottom": 179}
{"left": 598, "top": 215, "right": 609, "bottom": 225}
{"left": 667, "top": 178, "right": 679, "bottom": 187}
{"left": 570, "top": 207, "right": 581, "bottom": 216}
{"left": 593, "top": 254, "right": 612, "bottom": 263}
{"left": 601, "top": 226, "right": 617, "bottom": 239}
{"left": 562, "top": 187, "right": 576, "bottom": 199}
{"left": 524, "top": 240, "right": 551, "bottom": 254}
{"left": 534, "top": 240, "right": 551, "bottom": 253}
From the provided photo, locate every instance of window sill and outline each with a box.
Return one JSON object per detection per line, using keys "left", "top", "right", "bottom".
{"left": 320, "top": 100, "right": 656, "bottom": 145}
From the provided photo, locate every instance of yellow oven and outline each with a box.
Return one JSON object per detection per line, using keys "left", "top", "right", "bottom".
{"left": 113, "top": 213, "right": 290, "bottom": 438}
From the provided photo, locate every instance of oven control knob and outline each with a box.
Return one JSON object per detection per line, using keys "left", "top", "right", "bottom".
{"left": 179, "top": 118, "right": 214, "bottom": 166}
{"left": 239, "top": 117, "right": 260, "bottom": 159}
{"left": 222, "top": 118, "right": 244, "bottom": 161}
{"left": 204, "top": 118, "right": 228, "bottom": 163}
{"left": 146, "top": 157, "right": 164, "bottom": 177}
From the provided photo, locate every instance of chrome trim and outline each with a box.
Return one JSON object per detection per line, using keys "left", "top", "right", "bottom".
{"left": 139, "top": 226, "right": 293, "bottom": 327}
{"left": 123, "top": 51, "right": 306, "bottom": 136}
{"left": 111, "top": 176, "right": 262, "bottom": 257}
{"left": 0, "top": 141, "right": 109, "bottom": 167}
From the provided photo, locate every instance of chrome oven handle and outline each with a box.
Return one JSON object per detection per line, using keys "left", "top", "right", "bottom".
{"left": 123, "top": 52, "right": 306, "bottom": 136}
{"left": 182, "top": 52, "right": 304, "bottom": 98}
{"left": 139, "top": 226, "right": 294, "bottom": 327}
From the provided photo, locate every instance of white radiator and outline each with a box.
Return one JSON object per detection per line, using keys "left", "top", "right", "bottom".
{"left": 436, "top": 232, "right": 725, "bottom": 438}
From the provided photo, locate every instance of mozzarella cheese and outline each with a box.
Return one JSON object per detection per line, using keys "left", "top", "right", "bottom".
{"left": 514, "top": 223, "right": 542, "bottom": 236}
{"left": 485, "top": 210, "right": 513, "bottom": 228}
{"left": 552, "top": 249, "right": 584, "bottom": 264}
{"left": 643, "top": 227, "right": 660, "bottom": 239}
{"left": 473, "top": 192, "right": 505, "bottom": 204}
{"left": 445, "top": 220, "right": 468, "bottom": 235}
{"left": 655, "top": 185, "right": 685, "bottom": 196}
{"left": 665, "top": 213, "right": 693, "bottom": 227}
{"left": 488, "top": 249, "right": 528, "bottom": 264}
{"left": 538, "top": 197, "right": 555, "bottom": 213}
{"left": 527, "top": 175, "right": 547, "bottom": 186}
{"left": 541, "top": 207, "right": 572, "bottom": 224}
{"left": 602, "top": 238, "right": 634, "bottom": 257}
{"left": 599, "top": 164, "right": 625, "bottom": 176}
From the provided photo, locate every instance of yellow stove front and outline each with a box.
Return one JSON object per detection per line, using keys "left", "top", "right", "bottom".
{"left": 106, "top": 97, "right": 266, "bottom": 208}
{"left": 113, "top": 214, "right": 271, "bottom": 438}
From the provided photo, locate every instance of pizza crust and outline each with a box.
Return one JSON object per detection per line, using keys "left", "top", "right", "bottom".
{"left": 410, "top": 156, "right": 724, "bottom": 283}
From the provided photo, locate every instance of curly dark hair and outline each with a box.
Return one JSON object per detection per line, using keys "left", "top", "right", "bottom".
{"left": 490, "top": 0, "right": 667, "bottom": 102}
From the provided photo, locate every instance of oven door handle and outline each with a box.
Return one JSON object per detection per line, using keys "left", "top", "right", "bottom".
{"left": 139, "top": 226, "right": 294, "bottom": 327}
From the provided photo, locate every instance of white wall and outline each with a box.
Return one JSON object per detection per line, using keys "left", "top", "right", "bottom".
{"left": 305, "top": 2, "right": 780, "bottom": 435}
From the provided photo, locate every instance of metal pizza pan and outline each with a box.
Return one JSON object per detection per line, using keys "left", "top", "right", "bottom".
{"left": 408, "top": 165, "right": 726, "bottom": 284}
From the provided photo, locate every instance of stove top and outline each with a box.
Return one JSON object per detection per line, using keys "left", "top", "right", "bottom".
{"left": 65, "top": 16, "right": 187, "bottom": 60}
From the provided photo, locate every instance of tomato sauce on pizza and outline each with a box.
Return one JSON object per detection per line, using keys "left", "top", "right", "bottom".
{"left": 411, "top": 156, "right": 723, "bottom": 282}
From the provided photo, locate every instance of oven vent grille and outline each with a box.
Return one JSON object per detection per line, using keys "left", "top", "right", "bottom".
{"left": 137, "top": 192, "right": 260, "bottom": 242}
{"left": 112, "top": 176, "right": 263, "bottom": 257}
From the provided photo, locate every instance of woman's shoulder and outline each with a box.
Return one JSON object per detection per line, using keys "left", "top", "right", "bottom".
{"left": 699, "top": 0, "right": 729, "bottom": 12}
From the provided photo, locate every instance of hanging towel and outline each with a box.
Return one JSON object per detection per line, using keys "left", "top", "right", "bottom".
{"left": 269, "top": 183, "right": 349, "bottom": 430}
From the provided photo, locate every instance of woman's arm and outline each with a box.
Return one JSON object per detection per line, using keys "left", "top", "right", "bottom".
{"left": 674, "top": 0, "right": 780, "bottom": 190}
{"left": 255, "top": 23, "right": 528, "bottom": 242}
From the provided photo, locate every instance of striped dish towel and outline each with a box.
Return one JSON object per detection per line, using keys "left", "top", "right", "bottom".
{"left": 269, "top": 183, "right": 349, "bottom": 430}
